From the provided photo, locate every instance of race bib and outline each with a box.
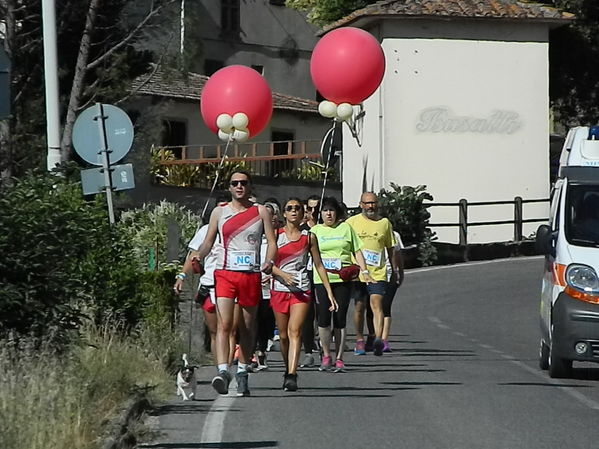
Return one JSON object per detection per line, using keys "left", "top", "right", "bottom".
{"left": 322, "top": 257, "right": 342, "bottom": 271}
{"left": 228, "top": 250, "right": 256, "bottom": 271}
{"left": 363, "top": 249, "right": 382, "bottom": 267}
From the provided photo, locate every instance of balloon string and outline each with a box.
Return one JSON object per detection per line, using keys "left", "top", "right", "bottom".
{"left": 319, "top": 121, "right": 337, "bottom": 207}
{"left": 199, "top": 136, "right": 233, "bottom": 225}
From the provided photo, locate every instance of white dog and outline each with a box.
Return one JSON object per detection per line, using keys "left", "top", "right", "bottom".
{"left": 176, "top": 354, "right": 197, "bottom": 401}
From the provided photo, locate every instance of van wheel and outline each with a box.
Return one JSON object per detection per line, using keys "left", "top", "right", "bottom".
{"left": 548, "top": 343, "right": 572, "bottom": 378}
{"left": 539, "top": 339, "right": 549, "bottom": 370}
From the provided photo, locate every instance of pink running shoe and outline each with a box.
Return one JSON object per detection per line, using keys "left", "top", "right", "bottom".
{"left": 319, "top": 355, "right": 332, "bottom": 371}
{"left": 383, "top": 340, "right": 392, "bottom": 352}
{"left": 333, "top": 359, "right": 346, "bottom": 373}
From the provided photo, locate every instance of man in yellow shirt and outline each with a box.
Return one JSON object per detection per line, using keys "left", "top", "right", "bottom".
{"left": 346, "top": 192, "right": 400, "bottom": 356}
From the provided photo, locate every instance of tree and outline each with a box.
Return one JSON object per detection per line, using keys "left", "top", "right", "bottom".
{"left": 540, "top": 1, "right": 599, "bottom": 128}
{"left": 286, "top": 0, "right": 374, "bottom": 26}
{"left": 0, "top": 0, "right": 179, "bottom": 186}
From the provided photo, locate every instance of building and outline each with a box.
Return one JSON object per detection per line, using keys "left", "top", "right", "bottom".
{"left": 328, "top": 0, "right": 573, "bottom": 243}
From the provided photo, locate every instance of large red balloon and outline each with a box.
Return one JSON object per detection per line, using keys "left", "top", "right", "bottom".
{"left": 310, "top": 27, "right": 385, "bottom": 105}
{"left": 200, "top": 65, "right": 273, "bottom": 138}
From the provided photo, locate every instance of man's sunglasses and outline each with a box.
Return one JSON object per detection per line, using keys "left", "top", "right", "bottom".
{"left": 230, "top": 180, "right": 249, "bottom": 187}
{"left": 285, "top": 205, "right": 302, "bottom": 212}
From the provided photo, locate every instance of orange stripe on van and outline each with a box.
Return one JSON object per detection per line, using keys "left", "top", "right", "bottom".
{"left": 565, "top": 286, "right": 599, "bottom": 304}
{"left": 552, "top": 263, "right": 567, "bottom": 287}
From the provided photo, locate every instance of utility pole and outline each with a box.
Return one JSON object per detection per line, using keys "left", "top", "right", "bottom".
{"left": 41, "top": 0, "right": 62, "bottom": 171}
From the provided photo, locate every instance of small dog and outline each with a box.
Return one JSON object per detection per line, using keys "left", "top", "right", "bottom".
{"left": 176, "top": 354, "right": 197, "bottom": 401}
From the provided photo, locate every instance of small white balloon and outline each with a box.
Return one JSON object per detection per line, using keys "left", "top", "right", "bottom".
{"left": 218, "top": 129, "right": 232, "bottom": 142}
{"left": 216, "top": 113, "right": 233, "bottom": 132}
{"left": 232, "top": 112, "right": 249, "bottom": 130}
{"left": 336, "top": 103, "right": 354, "bottom": 121}
{"left": 318, "top": 101, "right": 337, "bottom": 119}
{"left": 232, "top": 129, "right": 249, "bottom": 142}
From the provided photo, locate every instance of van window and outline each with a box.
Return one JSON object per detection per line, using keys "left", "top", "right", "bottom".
{"left": 565, "top": 184, "right": 599, "bottom": 247}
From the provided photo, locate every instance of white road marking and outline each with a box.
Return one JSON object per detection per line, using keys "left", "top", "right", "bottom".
{"left": 433, "top": 316, "right": 599, "bottom": 411}
{"left": 200, "top": 385, "right": 237, "bottom": 443}
{"left": 408, "top": 256, "right": 543, "bottom": 274}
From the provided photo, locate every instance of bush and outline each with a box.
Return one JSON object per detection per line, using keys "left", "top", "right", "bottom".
{"left": 0, "top": 171, "right": 181, "bottom": 343}
{"left": 119, "top": 200, "right": 201, "bottom": 270}
{"left": 377, "top": 183, "right": 438, "bottom": 266}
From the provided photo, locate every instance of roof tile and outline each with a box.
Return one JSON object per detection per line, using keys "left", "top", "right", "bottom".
{"left": 322, "top": 0, "right": 574, "bottom": 33}
{"left": 131, "top": 67, "right": 319, "bottom": 114}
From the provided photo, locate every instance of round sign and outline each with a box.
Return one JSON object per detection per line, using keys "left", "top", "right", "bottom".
{"left": 72, "top": 104, "right": 134, "bottom": 165}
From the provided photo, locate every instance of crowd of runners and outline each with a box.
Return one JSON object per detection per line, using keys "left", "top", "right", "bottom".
{"left": 174, "top": 170, "right": 404, "bottom": 396}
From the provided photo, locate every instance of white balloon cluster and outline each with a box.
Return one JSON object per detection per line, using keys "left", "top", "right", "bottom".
{"left": 318, "top": 100, "right": 354, "bottom": 121}
{"left": 216, "top": 112, "right": 250, "bottom": 142}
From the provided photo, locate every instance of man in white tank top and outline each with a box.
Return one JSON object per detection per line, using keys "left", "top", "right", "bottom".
{"left": 176, "top": 171, "right": 277, "bottom": 397}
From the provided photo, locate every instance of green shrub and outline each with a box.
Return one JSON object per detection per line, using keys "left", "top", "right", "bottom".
{"left": 0, "top": 171, "right": 182, "bottom": 342}
{"left": 119, "top": 200, "right": 201, "bottom": 270}
{"left": 377, "top": 183, "right": 438, "bottom": 266}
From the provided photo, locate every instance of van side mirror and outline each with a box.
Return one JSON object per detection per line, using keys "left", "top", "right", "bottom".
{"left": 535, "top": 224, "right": 555, "bottom": 257}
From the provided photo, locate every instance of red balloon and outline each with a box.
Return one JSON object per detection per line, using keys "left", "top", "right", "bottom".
{"left": 200, "top": 65, "right": 273, "bottom": 138}
{"left": 310, "top": 27, "right": 385, "bottom": 105}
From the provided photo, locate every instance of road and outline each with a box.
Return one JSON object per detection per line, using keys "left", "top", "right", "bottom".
{"left": 142, "top": 256, "right": 599, "bottom": 449}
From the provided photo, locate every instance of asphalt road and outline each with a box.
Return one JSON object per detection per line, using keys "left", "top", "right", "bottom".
{"left": 143, "top": 256, "right": 599, "bottom": 449}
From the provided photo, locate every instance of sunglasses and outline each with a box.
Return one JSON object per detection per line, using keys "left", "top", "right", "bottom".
{"left": 285, "top": 205, "right": 302, "bottom": 212}
{"left": 230, "top": 180, "right": 249, "bottom": 187}
{"left": 306, "top": 206, "right": 319, "bottom": 211}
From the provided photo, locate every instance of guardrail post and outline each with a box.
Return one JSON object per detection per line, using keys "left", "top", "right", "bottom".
{"left": 514, "top": 196, "right": 523, "bottom": 242}
{"left": 458, "top": 198, "right": 468, "bottom": 246}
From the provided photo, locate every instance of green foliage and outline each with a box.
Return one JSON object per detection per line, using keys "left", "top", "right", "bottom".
{"left": 119, "top": 200, "right": 201, "bottom": 270}
{"left": 377, "top": 183, "right": 438, "bottom": 266}
{"left": 541, "top": 0, "right": 599, "bottom": 128}
{"left": 150, "top": 147, "right": 252, "bottom": 189}
{"left": 0, "top": 171, "right": 182, "bottom": 342}
{"left": 286, "top": 0, "right": 374, "bottom": 26}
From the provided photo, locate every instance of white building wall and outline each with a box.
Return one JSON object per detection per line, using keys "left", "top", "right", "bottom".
{"left": 343, "top": 20, "right": 551, "bottom": 243}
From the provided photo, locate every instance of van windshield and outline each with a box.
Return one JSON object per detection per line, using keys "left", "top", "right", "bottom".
{"left": 565, "top": 184, "right": 599, "bottom": 247}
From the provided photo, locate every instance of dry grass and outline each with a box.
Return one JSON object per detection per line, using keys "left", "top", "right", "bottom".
{"left": 0, "top": 321, "right": 180, "bottom": 449}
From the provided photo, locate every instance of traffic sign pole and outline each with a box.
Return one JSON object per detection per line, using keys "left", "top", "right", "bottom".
{"left": 95, "top": 103, "right": 115, "bottom": 224}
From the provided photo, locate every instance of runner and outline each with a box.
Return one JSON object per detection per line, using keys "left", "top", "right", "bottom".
{"left": 346, "top": 192, "right": 399, "bottom": 356}
{"left": 311, "top": 196, "right": 371, "bottom": 372}
{"left": 185, "top": 195, "right": 231, "bottom": 358}
{"left": 253, "top": 199, "right": 281, "bottom": 371}
{"left": 382, "top": 229, "right": 405, "bottom": 351}
{"left": 174, "top": 171, "right": 277, "bottom": 397}
{"left": 299, "top": 195, "right": 320, "bottom": 368}
{"left": 271, "top": 197, "right": 337, "bottom": 390}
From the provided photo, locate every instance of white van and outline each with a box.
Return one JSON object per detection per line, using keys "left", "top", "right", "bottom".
{"left": 537, "top": 126, "right": 599, "bottom": 378}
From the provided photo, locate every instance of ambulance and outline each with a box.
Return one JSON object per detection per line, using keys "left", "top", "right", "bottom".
{"left": 537, "top": 126, "right": 599, "bottom": 378}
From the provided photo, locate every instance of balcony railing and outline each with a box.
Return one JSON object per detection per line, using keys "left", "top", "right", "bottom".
{"left": 152, "top": 139, "right": 339, "bottom": 188}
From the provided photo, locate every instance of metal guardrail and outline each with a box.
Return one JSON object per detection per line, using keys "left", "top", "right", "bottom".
{"left": 426, "top": 197, "right": 550, "bottom": 245}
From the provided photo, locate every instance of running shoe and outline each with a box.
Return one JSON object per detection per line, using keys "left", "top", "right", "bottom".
{"left": 365, "top": 335, "right": 375, "bottom": 352}
{"left": 300, "top": 353, "right": 315, "bottom": 368}
{"left": 373, "top": 338, "right": 384, "bottom": 356}
{"left": 319, "top": 355, "right": 332, "bottom": 371}
{"left": 211, "top": 370, "right": 231, "bottom": 395}
{"left": 383, "top": 340, "right": 392, "bottom": 353}
{"left": 283, "top": 373, "right": 298, "bottom": 391}
{"left": 333, "top": 359, "right": 346, "bottom": 373}
{"left": 256, "top": 352, "right": 268, "bottom": 371}
{"left": 235, "top": 371, "right": 250, "bottom": 397}
{"left": 354, "top": 339, "right": 366, "bottom": 355}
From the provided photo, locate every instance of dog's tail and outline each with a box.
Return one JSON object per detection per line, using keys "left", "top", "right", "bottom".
{"left": 182, "top": 353, "right": 189, "bottom": 367}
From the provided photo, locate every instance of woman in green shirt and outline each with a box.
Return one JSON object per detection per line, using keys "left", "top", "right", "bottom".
{"left": 311, "top": 197, "right": 372, "bottom": 372}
